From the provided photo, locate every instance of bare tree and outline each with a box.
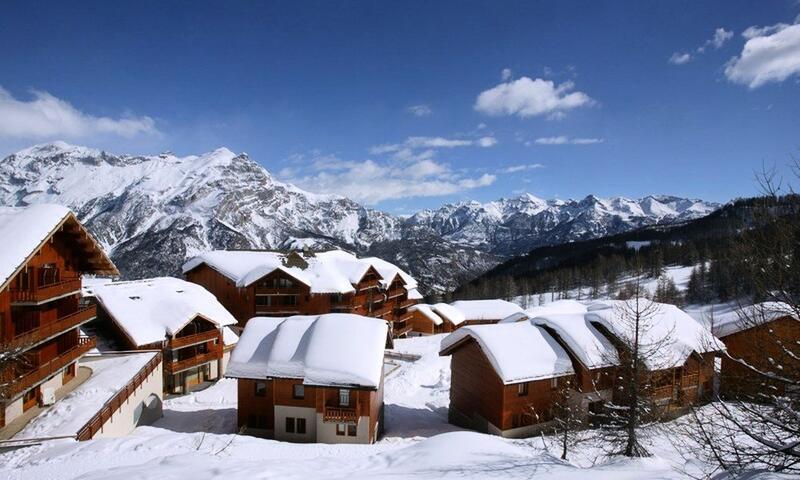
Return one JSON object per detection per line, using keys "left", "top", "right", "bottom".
{"left": 595, "top": 273, "right": 673, "bottom": 457}
{"left": 684, "top": 160, "right": 800, "bottom": 475}
{"left": 0, "top": 340, "right": 35, "bottom": 401}
{"left": 547, "top": 376, "right": 585, "bottom": 460}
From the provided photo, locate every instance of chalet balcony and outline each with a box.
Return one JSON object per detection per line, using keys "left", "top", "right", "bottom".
{"left": 2, "top": 336, "right": 96, "bottom": 400}
{"left": 393, "top": 324, "right": 413, "bottom": 337}
{"left": 7, "top": 305, "right": 97, "bottom": 351}
{"left": 323, "top": 404, "right": 359, "bottom": 423}
{"left": 395, "top": 312, "right": 413, "bottom": 323}
{"left": 254, "top": 286, "right": 303, "bottom": 295}
{"left": 371, "top": 304, "right": 393, "bottom": 317}
{"left": 680, "top": 373, "right": 700, "bottom": 389}
{"left": 386, "top": 288, "right": 405, "bottom": 300}
{"left": 358, "top": 279, "right": 380, "bottom": 291}
{"left": 164, "top": 348, "right": 221, "bottom": 375}
{"left": 10, "top": 277, "right": 82, "bottom": 305}
{"left": 168, "top": 329, "right": 219, "bottom": 350}
{"left": 395, "top": 298, "right": 416, "bottom": 309}
{"left": 652, "top": 384, "right": 675, "bottom": 399}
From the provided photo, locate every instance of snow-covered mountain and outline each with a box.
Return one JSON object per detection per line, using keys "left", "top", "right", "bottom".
{"left": 408, "top": 193, "right": 719, "bottom": 256}
{"left": 0, "top": 142, "right": 720, "bottom": 294}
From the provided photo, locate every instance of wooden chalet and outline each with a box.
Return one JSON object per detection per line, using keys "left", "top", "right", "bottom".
{"left": 86, "top": 277, "right": 239, "bottom": 395}
{"left": 409, "top": 300, "right": 525, "bottom": 335}
{"left": 439, "top": 321, "right": 576, "bottom": 438}
{"left": 226, "top": 313, "right": 387, "bottom": 444}
{"left": 713, "top": 303, "right": 800, "bottom": 398}
{"left": 182, "top": 249, "right": 420, "bottom": 338}
{"left": 0, "top": 204, "right": 117, "bottom": 429}
{"left": 585, "top": 301, "right": 723, "bottom": 413}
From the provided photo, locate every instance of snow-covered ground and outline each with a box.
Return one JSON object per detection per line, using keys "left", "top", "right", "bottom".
{"left": 0, "top": 334, "right": 787, "bottom": 479}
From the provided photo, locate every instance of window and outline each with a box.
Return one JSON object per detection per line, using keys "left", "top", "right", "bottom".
{"left": 255, "top": 296, "right": 272, "bottom": 307}
{"left": 550, "top": 378, "right": 559, "bottom": 389}
{"left": 248, "top": 414, "right": 257, "bottom": 427}
{"left": 339, "top": 388, "right": 350, "bottom": 407}
{"left": 254, "top": 381, "right": 267, "bottom": 397}
{"left": 347, "top": 423, "right": 357, "bottom": 437}
{"left": 278, "top": 278, "right": 293, "bottom": 289}
{"left": 283, "top": 295, "right": 298, "bottom": 306}
{"left": 296, "top": 417, "right": 306, "bottom": 434}
{"left": 258, "top": 415, "right": 268, "bottom": 429}
{"left": 336, "top": 423, "right": 346, "bottom": 436}
{"left": 293, "top": 384, "right": 305, "bottom": 399}
{"left": 517, "top": 382, "right": 528, "bottom": 396}
{"left": 286, "top": 417, "right": 295, "bottom": 433}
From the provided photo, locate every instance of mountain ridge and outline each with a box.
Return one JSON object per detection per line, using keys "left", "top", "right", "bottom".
{"left": 0, "top": 142, "right": 721, "bottom": 294}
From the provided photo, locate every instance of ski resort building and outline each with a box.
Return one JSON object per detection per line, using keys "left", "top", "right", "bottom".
{"left": 409, "top": 299, "right": 524, "bottom": 335}
{"left": 226, "top": 313, "right": 387, "bottom": 444}
{"left": 440, "top": 299, "right": 725, "bottom": 438}
{"left": 585, "top": 301, "right": 724, "bottom": 412}
{"left": 713, "top": 302, "right": 800, "bottom": 397}
{"left": 87, "top": 277, "right": 239, "bottom": 395}
{"left": 182, "top": 249, "right": 421, "bottom": 338}
{"left": 439, "top": 320, "right": 576, "bottom": 438}
{"left": 0, "top": 205, "right": 118, "bottom": 430}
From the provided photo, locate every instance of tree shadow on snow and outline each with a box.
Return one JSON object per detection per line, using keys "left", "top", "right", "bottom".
{"left": 383, "top": 404, "right": 464, "bottom": 438}
{"left": 152, "top": 407, "right": 237, "bottom": 434}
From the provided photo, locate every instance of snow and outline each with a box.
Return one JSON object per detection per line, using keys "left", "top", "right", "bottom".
{"left": 525, "top": 299, "right": 588, "bottom": 317}
{"left": 226, "top": 314, "right": 388, "bottom": 388}
{"left": 0, "top": 334, "right": 793, "bottom": 480}
{"left": 0, "top": 204, "right": 71, "bottom": 289}
{"left": 182, "top": 249, "right": 417, "bottom": 294}
{"left": 13, "top": 352, "right": 157, "bottom": 439}
{"left": 586, "top": 300, "right": 725, "bottom": 369}
{"left": 531, "top": 313, "right": 619, "bottom": 369}
{"left": 710, "top": 302, "right": 798, "bottom": 338}
{"left": 410, "top": 304, "right": 444, "bottom": 325}
{"left": 431, "top": 302, "right": 466, "bottom": 325}
{"left": 440, "top": 321, "right": 575, "bottom": 384}
{"left": 450, "top": 299, "right": 524, "bottom": 321}
{"left": 222, "top": 326, "right": 239, "bottom": 346}
{"left": 90, "top": 277, "right": 237, "bottom": 347}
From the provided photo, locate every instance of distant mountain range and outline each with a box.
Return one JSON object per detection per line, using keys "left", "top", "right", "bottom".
{"left": 0, "top": 142, "right": 721, "bottom": 294}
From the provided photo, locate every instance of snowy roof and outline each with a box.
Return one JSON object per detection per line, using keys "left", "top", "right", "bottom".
{"left": 13, "top": 352, "right": 157, "bottom": 439}
{"left": 410, "top": 304, "right": 445, "bottom": 326}
{"left": 226, "top": 313, "right": 388, "bottom": 388}
{"left": 223, "top": 326, "right": 240, "bottom": 347}
{"left": 530, "top": 313, "right": 619, "bottom": 369}
{"left": 431, "top": 299, "right": 524, "bottom": 326}
{"left": 498, "top": 300, "right": 589, "bottom": 324}
{"left": 182, "top": 249, "right": 417, "bottom": 294}
{"left": 439, "top": 322, "right": 575, "bottom": 385}
{"left": 586, "top": 300, "right": 724, "bottom": 370}
{"left": 407, "top": 288, "right": 424, "bottom": 301}
{"left": 712, "top": 302, "right": 799, "bottom": 338}
{"left": 0, "top": 204, "right": 117, "bottom": 291}
{"left": 91, "top": 277, "right": 237, "bottom": 346}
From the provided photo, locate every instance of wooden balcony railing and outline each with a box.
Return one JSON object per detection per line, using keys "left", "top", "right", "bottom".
{"left": 393, "top": 325, "right": 413, "bottom": 337}
{"left": 680, "top": 373, "right": 700, "bottom": 389}
{"left": 76, "top": 352, "right": 162, "bottom": 441}
{"left": 254, "top": 286, "right": 303, "bottom": 295}
{"left": 323, "top": 404, "right": 359, "bottom": 423}
{"left": 8, "top": 306, "right": 97, "bottom": 351}
{"left": 396, "top": 298, "right": 416, "bottom": 309}
{"left": 371, "top": 304, "right": 393, "bottom": 317}
{"left": 10, "top": 278, "right": 82, "bottom": 304}
{"left": 168, "top": 329, "right": 219, "bottom": 350}
{"left": 386, "top": 289, "right": 405, "bottom": 300}
{"left": 164, "top": 349, "right": 221, "bottom": 375}
{"left": 652, "top": 384, "right": 675, "bottom": 399}
{"left": 396, "top": 312, "right": 413, "bottom": 323}
{"left": 2, "top": 336, "right": 96, "bottom": 400}
{"left": 358, "top": 279, "right": 380, "bottom": 291}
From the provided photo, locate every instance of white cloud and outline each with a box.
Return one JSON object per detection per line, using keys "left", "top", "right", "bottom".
{"left": 669, "top": 52, "right": 693, "bottom": 65}
{"left": 725, "top": 22, "right": 800, "bottom": 88}
{"left": 669, "top": 27, "right": 733, "bottom": 65}
{"left": 370, "top": 135, "right": 498, "bottom": 155}
{"left": 284, "top": 152, "right": 497, "bottom": 204}
{"left": 0, "top": 86, "right": 158, "bottom": 139}
{"left": 534, "top": 135, "right": 603, "bottom": 145}
{"left": 501, "top": 68, "right": 512, "bottom": 81}
{"left": 474, "top": 77, "right": 595, "bottom": 119}
{"left": 406, "top": 104, "right": 433, "bottom": 116}
{"left": 502, "top": 163, "right": 544, "bottom": 173}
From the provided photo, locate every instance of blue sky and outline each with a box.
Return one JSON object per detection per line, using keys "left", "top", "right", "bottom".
{"left": 1, "top": 1, "right": 800, "bottom": 214}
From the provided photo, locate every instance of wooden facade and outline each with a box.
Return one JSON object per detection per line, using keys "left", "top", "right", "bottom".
{"left": 444, "top": 339, "right": 572, "bottom": 438}
{"left": 408, "top": 309, "right": 454, "bottom": 335}
{"left": 184, "top": 254, "right": 417, "bottom": 338}
{"left": 718, "top": 316, "right": 800, "bottom": 398}
{"left": 236, "top": 374, "right": 384, "bottom": 444}
{"left": 0, "top": 211, "right": 117, "bottom": 428}
{"left": 92, "top": 304, "right": 226, "bottom": 395}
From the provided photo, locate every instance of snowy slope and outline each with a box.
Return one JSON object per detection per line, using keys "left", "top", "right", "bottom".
{"left": 0, "top": 142, "right": 718, "bottom": 294}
